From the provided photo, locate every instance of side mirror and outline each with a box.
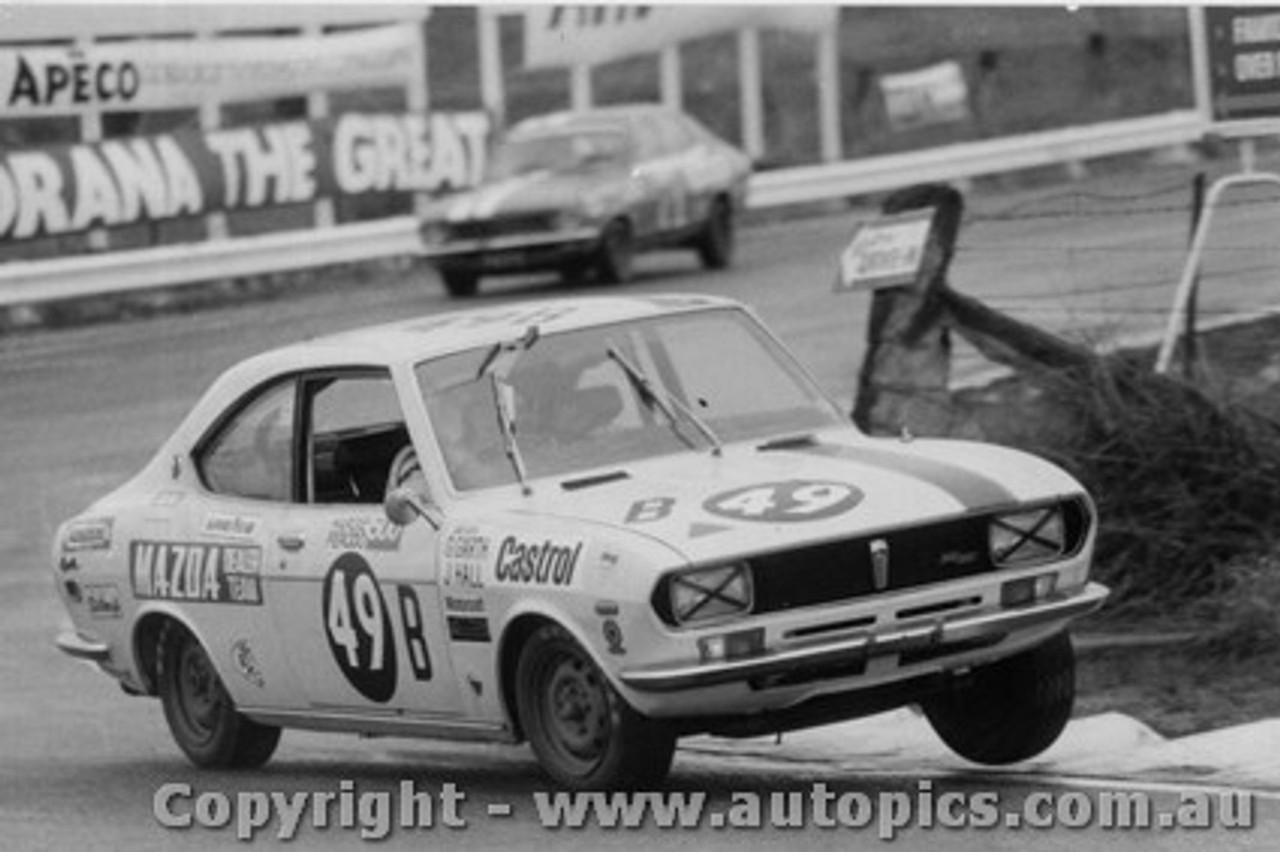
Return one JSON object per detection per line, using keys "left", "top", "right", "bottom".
{"left": 384, "top": 486, "right": 443, "bottom": 531}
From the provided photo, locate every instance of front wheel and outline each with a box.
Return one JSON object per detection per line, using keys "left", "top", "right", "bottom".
{"left": 695, "top": 198, "right": 734, "bottom": 270}
{"left": 923, "top": 631, "right": 1075, "bottom": 765}
{"left": 440, "top": 268, "right": 480, "bottom": 298}
{"left": 515, "top": 623, "right": 674, "bottom": 789}
{"left": 158, "top": 625, "right": 281, "bottom": 768}
{"left": 595, "top": 220, "right": 635, "bottom": 284}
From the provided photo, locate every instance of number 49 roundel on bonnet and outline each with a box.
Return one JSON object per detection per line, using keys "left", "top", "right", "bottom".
{"left": 53, "top": 294, "right": 1106, "bottom": 789}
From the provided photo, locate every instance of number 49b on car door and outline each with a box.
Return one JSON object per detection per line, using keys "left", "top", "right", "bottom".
{"left": 272, "top": 512, "right": 464, "bottom": 716}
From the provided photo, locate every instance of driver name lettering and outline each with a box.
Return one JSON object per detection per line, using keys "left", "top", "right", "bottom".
{"left": 493, "top": 536, "right": 582, "bottom": 586}
{"left": 130, "top": 541, "right": 262, "bottom": 604}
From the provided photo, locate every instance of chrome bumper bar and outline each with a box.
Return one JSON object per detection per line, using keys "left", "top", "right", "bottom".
{"left": 55, "top": 631, "right": 111, "bottom": 663}
{"left": 619, "top": 582, "right": 1109, "bottom": 693}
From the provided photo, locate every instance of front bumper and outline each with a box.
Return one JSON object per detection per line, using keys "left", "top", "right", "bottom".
{"left": 55, "top": 630, "right": 111, "bottom": 663}
{"left": 423, "top": 228, "right": 600, "bottom": 273}
{"left": 618, "top": 582, "right": 1108, "bottom": 693}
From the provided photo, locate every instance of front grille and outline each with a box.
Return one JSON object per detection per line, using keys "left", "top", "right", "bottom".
{"left": 447, "top": 214, "right": 558, "bottom": 241}
{"left": 750, "top": 516, "right": 993, "bottom": 615}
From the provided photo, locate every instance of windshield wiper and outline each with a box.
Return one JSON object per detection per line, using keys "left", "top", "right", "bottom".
{"left": 606, "top": 344, "right": 722, "bottom": 456}
{"left": 477, "top": 325, "right": 539, "bottom": 495}
{"left": 489, "top": 373, "right": 532, "bottom": 495}
{"left": 475, "top": 324, "right": 540, "bottom": 381}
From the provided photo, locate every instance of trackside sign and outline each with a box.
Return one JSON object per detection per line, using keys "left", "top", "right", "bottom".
{"left": 1204, "top": 6, "right": 1280, "bottom": 126}
{"left": 0, "top": 113, "right": 490, "bottom": 242}
{"left": 834, "top": 210, "right": 934, "bottom": 293}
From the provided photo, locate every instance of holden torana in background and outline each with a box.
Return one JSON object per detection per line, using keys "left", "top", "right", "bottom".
{"left": 54, "top": 295, "right": 1107, "bottom": 789}
{"left": 418, "top": 104, "right": 752, "bottom": 297}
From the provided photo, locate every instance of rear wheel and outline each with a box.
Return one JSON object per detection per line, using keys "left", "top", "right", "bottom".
{"left": 595, "top": 220, "right": 635, "bottom": 284}
{"left": 515, "top": 623, "right": 674, "bottom": 789}
{"left": 440, "top": 268, "right": 479, "bottom": 298}
{"left": 696, "top": 198, "right": 734, "bottom": 270}
{"left": 158, "top": 625, "right": 280, "bottom": 768}
{"left": 923, "top": 631, "right": 1075, "bottom": 765}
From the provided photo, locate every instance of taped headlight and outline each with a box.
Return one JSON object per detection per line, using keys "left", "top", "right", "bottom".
{"left": 666, "top": 563, "right": 753, "bottom": 626}
{"left": 989, "top": 505, "right": 1066, "bottom": 567}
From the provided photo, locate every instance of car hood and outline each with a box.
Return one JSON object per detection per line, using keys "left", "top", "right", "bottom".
{"left": 501, "top": 435, "right": 1086, "bottom": 565}
{"left": 436, "top": 169, "right": 625, "bottom": 221}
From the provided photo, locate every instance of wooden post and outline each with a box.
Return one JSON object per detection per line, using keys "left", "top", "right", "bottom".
{"left": 737, "top": 27, "right": 765, "bottom": 161}
{"left": 305, "top": 24, "right": 336, "bottom": 229}
{"left": 77, "top": 35, "right": 109, "bottom": 251}
{"left": 478, "top": 7, "right": 506, "bottom": 127}
{"left": 660, "top": 45, "right": 682, "bottom": 111}
{"left": 816, "top": 25, "right": 842, "bottom": 162}
{"left": 852, "top": 185, "right": 960, "bottom": 436}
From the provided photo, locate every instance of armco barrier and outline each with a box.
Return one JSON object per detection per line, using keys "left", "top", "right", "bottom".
{"left": 0, "top": 110, "right": 1207, "bottom": 309}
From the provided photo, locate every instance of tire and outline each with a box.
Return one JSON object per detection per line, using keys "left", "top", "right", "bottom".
{"left": 440, "top": 268, "right": 479, "bottom": 298}
{"left": 923, "top": 631, "right": 1075, "bottom": 765}
{"left": 595, "top": 220, "right": 635, "bottom": 284}
{"left": 158, "top": 625, "right": 281, "bottom": 769}
{"left": 515, "top": 623, "right": 674, "bottom": 790}
{"left": 696, "top": 198, "right": 734, "bottom": 270}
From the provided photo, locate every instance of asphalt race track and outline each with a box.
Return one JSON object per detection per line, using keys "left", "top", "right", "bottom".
{"left": 3, "top": 163, "right": 1279, "bottom": 849}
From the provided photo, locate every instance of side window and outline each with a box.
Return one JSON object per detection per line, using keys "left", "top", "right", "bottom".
{"left": 198, "top": 380, "right": 297, "bottom": 502}
{"left": 305, "top": 373, "right": 412, "bottom": 505}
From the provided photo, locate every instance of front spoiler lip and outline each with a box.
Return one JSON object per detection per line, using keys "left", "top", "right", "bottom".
{"left": 618, "top": 582, "right": 1109, "bottom": 693}
{"left": 422, "top": 227, "right": 599, "bottom": 257}
{"left": 55, "top": 630, "right": 111, "bottom": 663}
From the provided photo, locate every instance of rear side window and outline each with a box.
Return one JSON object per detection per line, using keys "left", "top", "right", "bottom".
{"left": 198, "top": 380, "right": 297, "bottom": 502}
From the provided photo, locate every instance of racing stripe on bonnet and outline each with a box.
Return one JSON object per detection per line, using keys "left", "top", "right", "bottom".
{"left": 792, "top": 443, "right": 1016, "bottom": 510}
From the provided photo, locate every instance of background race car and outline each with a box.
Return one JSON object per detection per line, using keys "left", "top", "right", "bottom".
{"left": 418, "top": 105, "right": 752, "bottom": 297}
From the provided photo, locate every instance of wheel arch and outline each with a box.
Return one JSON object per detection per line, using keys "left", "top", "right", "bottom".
{"left": 496, "top": 605, "right": 620, "bottom": 742}
{"left": 132, "top": 607, "right": 209, "bottom": 696}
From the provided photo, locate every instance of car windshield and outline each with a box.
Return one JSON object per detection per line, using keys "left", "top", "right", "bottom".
{"left": 487, "top": 130, "right": 629, "bottom": 180}
{"left": 415, "top": 308, "right": 845, "bottom": 491}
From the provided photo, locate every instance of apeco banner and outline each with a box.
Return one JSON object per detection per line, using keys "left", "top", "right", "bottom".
{"left": 522, "top": 5, "right": 837, "bottom": 70}
{"left": 0, "top": 24, "right": 419, "bottom": 118}
{"left": 1204, "top": 6, "right": 1280, "bottom": 126}
{"left": 0, "top": 112, "right": 490, "bottom": 242}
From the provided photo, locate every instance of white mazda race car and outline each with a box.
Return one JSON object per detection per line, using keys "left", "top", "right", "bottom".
{"left": 54, "top": 295, "right": 1107, "bottom": 789}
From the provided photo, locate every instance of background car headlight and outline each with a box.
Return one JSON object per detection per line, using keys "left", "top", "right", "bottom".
{"left": 420, "top": 221, "right": 448, "bottom": 245}
{"left": 989, "top": 499, "right": 1089, "bottom": 567}
{"left": 655, "top": 562, "right": 754, "bottom": 626}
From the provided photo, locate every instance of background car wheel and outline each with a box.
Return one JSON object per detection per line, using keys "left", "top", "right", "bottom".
{"left": 922, "top": 631, "right": 1075, "bottom": 765}
{"left": 440, "top": 269, "right": 480, "bottom": 298}
{"left": 595, "top": 220, "right": 635, "bottom": 284}
{"left": 696, "top": 198, "right": 735, "bottom": 270}
{"left": 158, "top": 624, "right": 281, "bottom": 769}
{"left": 516, "top": 623, "right": 674, "bottom": 790}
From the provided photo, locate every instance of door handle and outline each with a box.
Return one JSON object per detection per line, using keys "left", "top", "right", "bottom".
{"left": 277, "top": 533, "right": 306, "bottom": 552}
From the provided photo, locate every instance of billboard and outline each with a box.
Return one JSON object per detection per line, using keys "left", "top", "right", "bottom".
{"left": 522, "top": 5, "right": 837, "bottom": 69}
{"left": 0, "top": 113, "right": 490, "bottom": 242}
{"left": 1204, "top": 6, "right": 1280, "bottom": 127}
{"left": 0, "top": 24, "right": 421, "bottom": 118}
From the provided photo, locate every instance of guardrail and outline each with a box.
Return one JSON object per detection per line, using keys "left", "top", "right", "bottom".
{"left": 0, "top": 110, "right": 1207, "bottom": 309}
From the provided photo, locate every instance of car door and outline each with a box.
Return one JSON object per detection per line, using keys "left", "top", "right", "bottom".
{"left": 628, "top": 115, "right": 693, "bottom": 237}
{"left": 267, "top": 369, "right": 465, "bottom": 719}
